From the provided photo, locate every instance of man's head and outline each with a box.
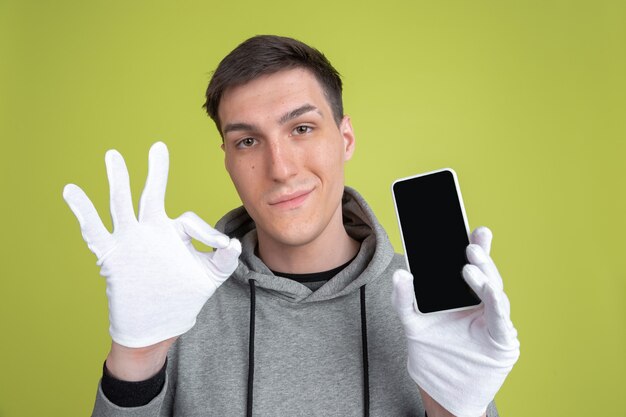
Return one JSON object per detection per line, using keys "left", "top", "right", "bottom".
{"left": 204, "top": 35, "right": 343, "bottom": 134}
{"left": 206, "top": 36, "right": 356, "bottom": 261}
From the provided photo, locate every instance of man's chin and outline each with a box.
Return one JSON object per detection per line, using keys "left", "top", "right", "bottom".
{"left": 256, "top": 226, "right": 319, "bottom": 249}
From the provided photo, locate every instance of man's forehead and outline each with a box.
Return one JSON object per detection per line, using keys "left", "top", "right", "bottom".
{"left": 218, "top": 68, "right": 330, "bottom": 124}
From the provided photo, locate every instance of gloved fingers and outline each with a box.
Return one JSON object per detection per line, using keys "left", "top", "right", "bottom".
{"left": 463, "top": 264, "right": 515, "bottom": 345}
{"left": 138, "top": 142, "right": 169, "bottom": 222}
{"left": 470, "top": 226, "right": 492, "bottom": 256}
{"left": 206, "top": 238, "right": 242, "bottom": 283}
{"left": 175, "top": 211, "right": 230, "bottom": 248}
{"left": 391, "top": 269, "right": 419, "bottom": 320}
{"left": 105, "top": 149, "right": 137, "bottom": 230}
{"left": 466, "top": 244, "right": 503, "bottom": 291}
{"left": 462, "top": 264, "right": 491, "bottom": 302}
{"left": 63, "top": 183, "right": 114, "bottom": 259}
{"left": 480, "top": 279, "right": 517, "bottom": 345}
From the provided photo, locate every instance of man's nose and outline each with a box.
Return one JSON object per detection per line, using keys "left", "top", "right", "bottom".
{"left": 267, "top": 139, "right": 298, "bottom": 182}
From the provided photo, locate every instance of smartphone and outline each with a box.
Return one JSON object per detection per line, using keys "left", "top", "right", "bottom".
{"left": 391, "top": 168, "right": 481, "bottom": 314}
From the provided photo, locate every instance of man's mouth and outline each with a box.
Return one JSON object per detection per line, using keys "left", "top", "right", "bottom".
{"left": 269, "top": 188, "right": 314, "bottom": 209}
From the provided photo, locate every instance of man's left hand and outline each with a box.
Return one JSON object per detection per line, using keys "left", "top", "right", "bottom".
{"left": 392, "top": 227, "right": 520, "bottom": 417}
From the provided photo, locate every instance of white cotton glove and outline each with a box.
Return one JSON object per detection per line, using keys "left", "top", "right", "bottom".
{"left": 392, "top": 227, "right": 520, "bottom": 417}
{"left": 63, "top": 142, "right": 241, "bottom": 348}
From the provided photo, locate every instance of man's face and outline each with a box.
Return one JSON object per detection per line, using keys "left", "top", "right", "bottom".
{"left": 219, "top": 68, "right": 355, "bottom": 248}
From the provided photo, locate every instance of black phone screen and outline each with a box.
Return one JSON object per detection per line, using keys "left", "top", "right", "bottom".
{"left": 392, "top": 169, "right": 481, "bottom": 313}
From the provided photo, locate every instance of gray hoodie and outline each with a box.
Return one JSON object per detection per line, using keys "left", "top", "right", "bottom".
{"left": 92, "top": 187, "right": 498, "bottom": 417}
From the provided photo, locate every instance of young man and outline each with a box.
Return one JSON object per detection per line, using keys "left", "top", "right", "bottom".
{"left": 64, "top": 35, "right": 519, "bottom": 417}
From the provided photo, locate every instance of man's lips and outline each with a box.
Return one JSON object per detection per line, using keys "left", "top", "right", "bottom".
{"left": 268, "top": 188, "right": 314, "bottom": 207}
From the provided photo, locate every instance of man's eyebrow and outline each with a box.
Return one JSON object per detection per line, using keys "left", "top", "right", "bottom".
{"left": 278, "top": 104, "right": 322, "bottom": 124}
{"left": 222, "top": 122, "right": 257, "bottom": 135}
{"left": 222, "top": 104, "right": 321, "bottom": 135}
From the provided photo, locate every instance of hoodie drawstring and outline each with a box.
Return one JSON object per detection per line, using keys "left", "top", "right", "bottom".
{"left": 360, "top": 285, "right": 370, "bottom": 417}
{"left": 246, "top": 280, "right": 370, "bottom": 417}
{"left": 247, "top": 279, "right": 256, "bottom": 417}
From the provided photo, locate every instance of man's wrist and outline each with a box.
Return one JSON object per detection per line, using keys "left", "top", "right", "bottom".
{"left": 105, "top": 338, "right": 175, "bottom": 381}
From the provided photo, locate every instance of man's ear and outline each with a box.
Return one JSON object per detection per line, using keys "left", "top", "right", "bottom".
{"left": 221, "top": 142, "right": 231, "bottom": 175}
{"left": 340, "top": 115, "right": 356, "bottom": 161}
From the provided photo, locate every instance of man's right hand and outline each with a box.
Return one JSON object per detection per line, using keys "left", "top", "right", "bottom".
{"left": 63, "top": 142, "right": 241, "bottom": 360}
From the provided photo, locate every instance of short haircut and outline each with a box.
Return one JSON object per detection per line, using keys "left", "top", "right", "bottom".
{"left": 203, "top": 35, "right": 343, "bottom": 134}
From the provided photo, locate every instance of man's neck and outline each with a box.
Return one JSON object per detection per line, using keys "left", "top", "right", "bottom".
{"left": 257, "top": 207, "right": 360, "bottom": 274}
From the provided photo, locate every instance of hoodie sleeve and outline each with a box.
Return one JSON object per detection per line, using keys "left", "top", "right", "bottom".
{"left": 424, "top": 400, "right": 498, "bottom": 417}
{"left": 487, "top": 400, "right": 499, "bottom": 416}
{"left": 91, "top": 378, "right": 169, "bottom": 417}
{"left": 100, "top": 360, "right": 166, "bottom": 407}
{"left": 91, "top": 365, "right": 175, "bottom": 417}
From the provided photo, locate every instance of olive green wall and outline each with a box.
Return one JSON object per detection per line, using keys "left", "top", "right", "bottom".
{"left": 1, "top": 1, "right": 624, "bottom": 416}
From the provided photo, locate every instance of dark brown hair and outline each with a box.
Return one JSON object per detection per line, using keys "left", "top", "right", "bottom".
{"left": 203, "top": 35, "right": 343, "bottom": 134}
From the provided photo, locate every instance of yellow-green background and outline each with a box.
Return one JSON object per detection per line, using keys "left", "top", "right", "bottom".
{"left": 1, "top": 1, "right": 624, "bottom": 416}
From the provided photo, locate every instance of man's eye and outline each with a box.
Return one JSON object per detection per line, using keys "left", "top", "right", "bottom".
{"left": 292, "top": 125, "right": 312, "bottom": 135}
{"left": 237, "top": 137, "right": 256, "bottom": 148}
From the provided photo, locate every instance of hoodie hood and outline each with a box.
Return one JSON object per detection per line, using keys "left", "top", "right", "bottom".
{"left": 215, "top": 186, "right": 395, "bottom": 303}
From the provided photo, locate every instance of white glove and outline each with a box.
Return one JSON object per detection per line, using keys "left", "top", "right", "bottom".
{"left": 63, "top": 142, "right": 241, "bottom": 348}
{"left": 392, "top": 227, "right": 520, "bottom": 417}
